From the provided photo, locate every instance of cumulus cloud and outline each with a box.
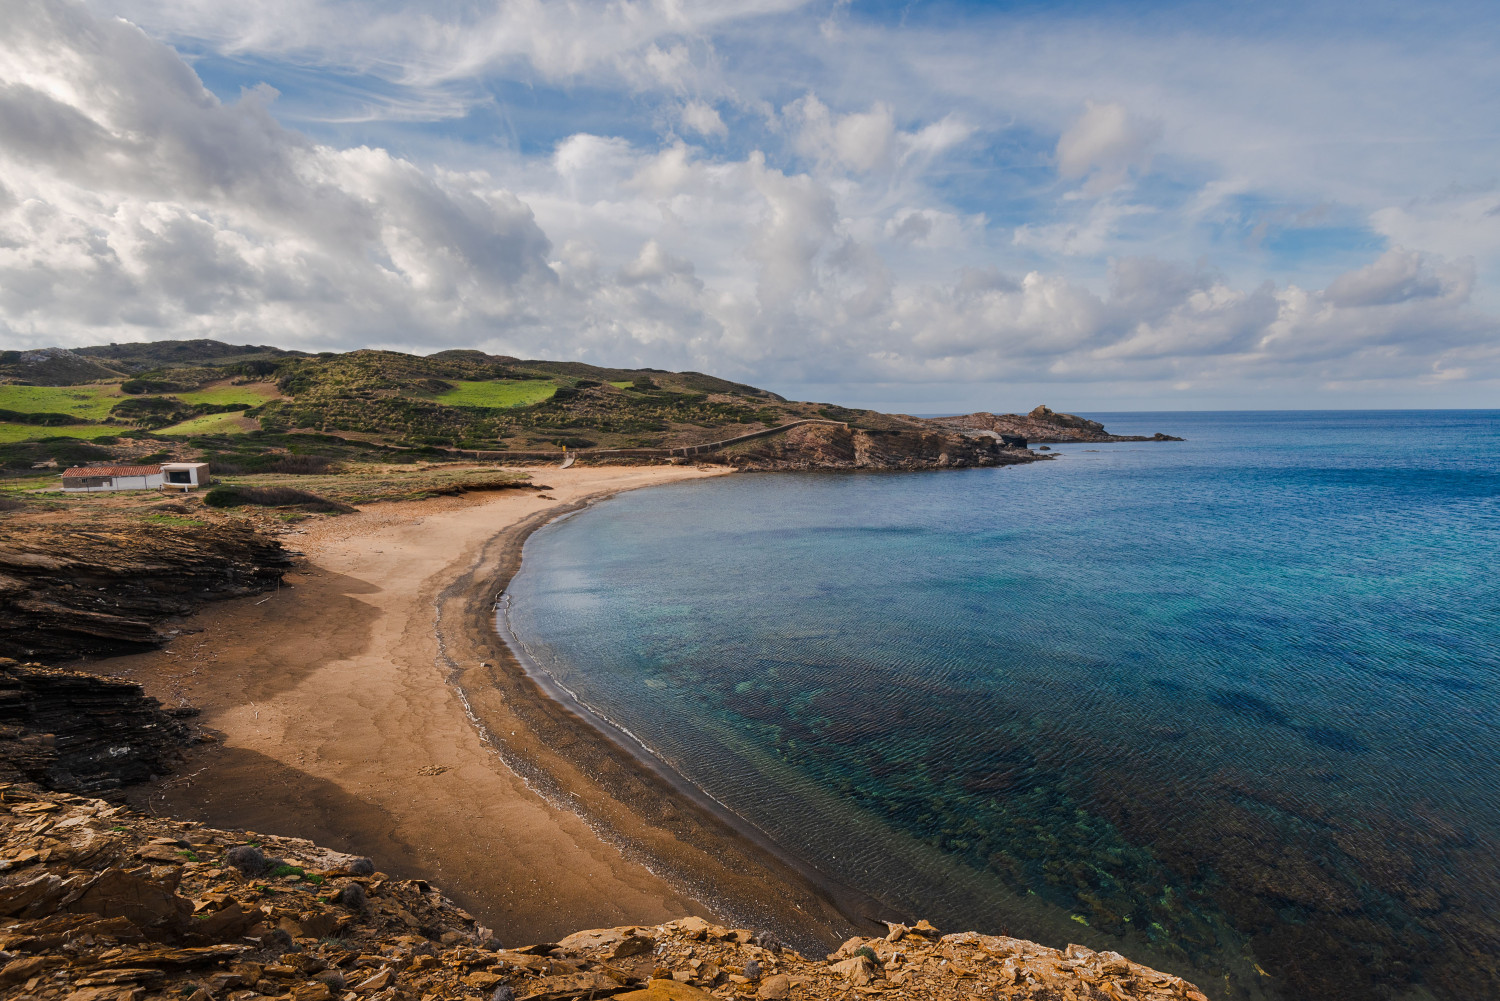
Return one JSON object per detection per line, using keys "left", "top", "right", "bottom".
{"left": 0, "top": 0, "right": 556, "bottom": 348}
{"left": 2, "top": 0, "right": 1497, "bottom": 407}
{"left": 1323, "top": 247, "right": 1470, "bottom": 308}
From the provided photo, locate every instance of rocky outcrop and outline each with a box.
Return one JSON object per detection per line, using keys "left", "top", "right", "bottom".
{"left": 927, "top": 406, "right": 1184, "bottom": 444}
{"left": 0, "top": 660, "right": 194, "bottom": 794}
{"left": 0, "top": 524, "right": 292, "bottom": 663}
{"left": 0, "top": 783, "right": 1206, "bottom": 1001}
{"left": 703, "top": 423, "right": 1045, "bottom": 471}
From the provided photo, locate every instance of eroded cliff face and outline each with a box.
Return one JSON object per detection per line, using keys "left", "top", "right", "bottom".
{"left": 927, "top": 406, "right": 1185, "bottom": 444}
{"left": 0, "top": 783, "right": 1208, "bottom": 1001}
{"left": 0, "top": 523, "right": 292, "bottom": 664}
{"left": 704, "top": 423, "right": 1043, "bottom": 471}
{"left": 0, "top": 659, "right": 193, "bottom": 794}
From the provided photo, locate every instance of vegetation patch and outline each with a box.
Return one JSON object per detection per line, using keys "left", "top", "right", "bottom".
{"left": 143, "top": 513, "right": 206, "bottom": 527}
{"left": 432, "top": 379, "right": 559, "bottom": 409}
{"left": 157, "top": 411, "right": 256, "bottom": 436}
{"left": 0, "top": 423, "right": 125, "bottom": 444}
{"left": 204, "top": 484, "right": 354, "bottom": 513}
{"left": 0, "top": 439, "right": 115, "bottom": 470}
{"left": 173, "top": 382, "right": 281, "bottom": 407}
{"left": 0, "top": 384, "right": 123, "bottom": 420}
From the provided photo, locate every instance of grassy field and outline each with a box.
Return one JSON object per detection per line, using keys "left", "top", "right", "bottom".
{"left": 0, "top": 423, "right": 122, "bottom": 444}
{"left": 609, "top": 380, "right": 635, "bottom": 389}
{"left": 0, "top": 384, "right": 123, "bottom": 419}
{"left": 432, "top": 380, "right": 558, "bottom": 408}
{"left": 158, "top": 412, "right": 257, "bottom": 436}
{"left": 173, "top": 382, "right": 280, "bottom": 406}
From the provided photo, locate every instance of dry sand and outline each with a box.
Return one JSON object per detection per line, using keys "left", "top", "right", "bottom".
{"left": 106, "top": 464, "right": 873, "bottom": 948}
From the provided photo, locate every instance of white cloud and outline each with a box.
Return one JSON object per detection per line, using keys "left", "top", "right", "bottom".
{"left": 1055, "top": 100, "right": 1162, "bottom": 195}
{"left": 785, "top": 95, "right": 898, "bottom": 173}
{"left": 1323, "top": 247, "right": 1470, "bottom": 308}
{"left": 680, "top": 100, "right": 727, "bottom": 138}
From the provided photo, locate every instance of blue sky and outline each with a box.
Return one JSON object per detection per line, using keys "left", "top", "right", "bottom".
{"left": 0, "top": 0, "right": 1496, "bottom": 409}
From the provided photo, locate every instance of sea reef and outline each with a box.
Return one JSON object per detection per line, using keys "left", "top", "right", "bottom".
{"left": 0, "top": 524, "right": 291, "bottom": 664}
{"left": 0, "top": 660, "right": 194, "bottom": 794}
{"left": 701, "top": 422, "right": 1042, "bottom": 470}
{"left": 0, "top": 782, "right": 1207, "bottom": 1001}
{"left": 926, "top": 406, "right": 1185, "bottom": 444}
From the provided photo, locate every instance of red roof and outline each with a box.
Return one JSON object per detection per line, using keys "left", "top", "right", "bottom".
{"left": 61, "top": 464, "right": 163, "bottom": 478}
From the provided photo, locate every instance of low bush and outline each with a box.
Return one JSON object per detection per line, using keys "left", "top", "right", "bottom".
{"left": 204, "top": 485, "right": 353, "bottom": 513}
{"left": 200, "top": 452, "right": 335, "bottom": 475}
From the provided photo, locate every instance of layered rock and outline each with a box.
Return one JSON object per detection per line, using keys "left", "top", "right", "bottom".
{"left": 0, "top": 524, "right": 292, "bottom": 663}
{"left": 926, "top": 406, "right": 1185, "bottom": 444}
{"left": 0, "top": 659, "right": 194, "bottom": 794}
{"left": 0, "top": 784, "right": 1207, "bottom": 1001}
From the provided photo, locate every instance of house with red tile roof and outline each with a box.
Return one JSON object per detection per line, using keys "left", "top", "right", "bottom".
{"left": 60, "top": 462, "right": 210, "bottom": 492}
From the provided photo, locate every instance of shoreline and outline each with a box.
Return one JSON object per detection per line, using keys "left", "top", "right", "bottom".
{"left": 101, "top": 465, "right": 876, "bottom": 950}
{"left": 472, "top": 493, "right": 903, "bottom": 950}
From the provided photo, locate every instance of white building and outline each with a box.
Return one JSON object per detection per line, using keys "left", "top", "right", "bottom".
{"left": 161, "top": 462, "right": 211, "bottom": 490}
{"left": 60, "top": 462, "right": 211, "bottom": 492}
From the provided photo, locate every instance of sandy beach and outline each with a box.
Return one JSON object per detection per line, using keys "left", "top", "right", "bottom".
{"left": 105, "top": 464, "right": 870, "bottom": 948}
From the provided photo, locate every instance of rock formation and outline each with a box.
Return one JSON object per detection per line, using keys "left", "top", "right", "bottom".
{"left": 702, "top": 423, "right": 1044, "bottom": 471}
{"left": 0, "top": 783, "right": 1208, "bottom": 1001}
{"left": 926, "top": 406, "right": 1185, "bottom": 444}
{"left": 0, "top": 660, "right": 194, "bottom": 794}
{"left": 0, "top": 524, "right": 292, "bottom": 664}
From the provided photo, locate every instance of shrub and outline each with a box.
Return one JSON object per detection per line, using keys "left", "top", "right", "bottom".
{"left": 121, "top": 378, "right": 188, "bottom": 394}
{"left": 268, "top": 454, "right": 334, "bottom": 475}
{"left": 0, "top": 440, "right": 113, "bottom": 470}
{"left": 204, "top": 485, "right": 353, "bottom": 513}
{"left": 199, "top": 452, "right": 335, "bottom": 475}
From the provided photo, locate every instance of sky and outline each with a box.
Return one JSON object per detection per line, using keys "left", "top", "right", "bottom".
{"left": 0, "top": 0, "right": 1497, "bottom": 410}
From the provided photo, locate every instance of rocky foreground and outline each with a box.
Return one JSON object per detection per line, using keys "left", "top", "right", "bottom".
{"left": 0, "top": 782, "right": 1208, "bottom": 1001}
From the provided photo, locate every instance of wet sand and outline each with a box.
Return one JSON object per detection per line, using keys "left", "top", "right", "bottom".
{"left": 106, "top": 464, "right": 873, "bottom": 948}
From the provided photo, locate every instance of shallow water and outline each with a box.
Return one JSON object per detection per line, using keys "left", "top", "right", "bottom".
{"left": 504, "top": 411, "right": 1500, "bottom": 1001}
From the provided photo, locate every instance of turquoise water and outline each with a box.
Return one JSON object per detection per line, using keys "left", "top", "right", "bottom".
{"left": 504, "top": 411, "right": 1500, "bottom": 1001}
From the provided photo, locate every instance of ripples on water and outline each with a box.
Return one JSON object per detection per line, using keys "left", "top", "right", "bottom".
{"left": 505, "top": 411, "right": 1500, "bottom": 1001}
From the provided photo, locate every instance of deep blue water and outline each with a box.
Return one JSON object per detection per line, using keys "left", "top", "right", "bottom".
{"left": 504, "top": 411, "right": 1500, "bottom": 1001}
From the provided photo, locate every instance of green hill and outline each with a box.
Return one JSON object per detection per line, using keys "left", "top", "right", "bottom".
{"left": 0, "top": 340, "right": 1032, "bottom": 473}
{"left": 0, "top": 341, "right": 808, "bottom": 462}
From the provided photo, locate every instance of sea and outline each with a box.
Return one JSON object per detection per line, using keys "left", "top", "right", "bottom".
{"left": 501, "top": 411, "right": 1500, "bottom": 1001}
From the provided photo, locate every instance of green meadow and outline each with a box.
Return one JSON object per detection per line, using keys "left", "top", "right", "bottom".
{"left": 173, "top": 383, "right": 280, "bottom": 407}
{"left": 0, "top": 384, "right": 124, "bottom": 420}
{"left": 0, "top": 423, "right": 123, "bottom": 444}
{"left": 157, "top": 412, "right": 256, "bottom": 436}
{"left": 432, "top": 379, "right": 558, "bottom": 408}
